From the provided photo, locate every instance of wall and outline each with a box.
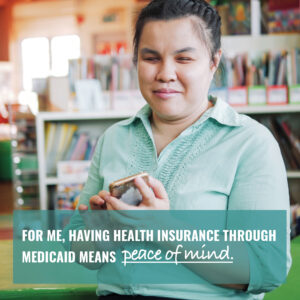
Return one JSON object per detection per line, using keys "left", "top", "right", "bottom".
{"left": 0, "top": 2, "right": 12, "bottom": 61}
{"left": 10, "top": 0, "right": 139, "bottom": 92}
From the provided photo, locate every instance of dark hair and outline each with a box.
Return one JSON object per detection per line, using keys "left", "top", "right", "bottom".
{"left": 133, "top": 0, "right": 221, "bottom": 65}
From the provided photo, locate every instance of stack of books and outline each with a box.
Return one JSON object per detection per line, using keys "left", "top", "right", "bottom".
{"left": 45, "top": 122, "right": 98, "bottom": 175}
{"left": 69, "top": 54, "right": 139, "bottom": 93}
{"left": 211, "top": 48, "right": 300, "bottom": 105}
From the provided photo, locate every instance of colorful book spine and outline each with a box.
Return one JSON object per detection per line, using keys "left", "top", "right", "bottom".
{"left": 70, "top": 133, "right": 89, "bottom": 161}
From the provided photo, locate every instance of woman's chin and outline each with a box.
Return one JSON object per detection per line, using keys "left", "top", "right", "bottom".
{"left": 145, "top": 97, "right": 185, "bottom": 120}
{"left": 152, "top": 106, "right": 184, "bottom": 121}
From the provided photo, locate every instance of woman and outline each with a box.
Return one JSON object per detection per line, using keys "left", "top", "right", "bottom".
{"left": 69, "top": 0, "right": 291, "bottom": 299}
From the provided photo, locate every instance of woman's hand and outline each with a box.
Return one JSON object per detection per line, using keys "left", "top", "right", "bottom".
{"left": 105, "top": 176, "right": 169, "bottom": 210}
{"left": 78, "top": 190, "right": 111, "bottom": 210}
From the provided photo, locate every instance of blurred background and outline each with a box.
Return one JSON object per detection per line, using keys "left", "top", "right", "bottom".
{"left": 0, "top": 0, "right": 299, "bottom": 298}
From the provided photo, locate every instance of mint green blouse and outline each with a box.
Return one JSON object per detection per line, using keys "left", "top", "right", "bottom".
{"left": 69, "top": 98, "right": 291, "bottom": 300}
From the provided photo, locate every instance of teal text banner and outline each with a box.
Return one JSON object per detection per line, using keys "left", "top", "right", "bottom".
{"left": 13, "top": 210, "right": 287, "bottom": 285}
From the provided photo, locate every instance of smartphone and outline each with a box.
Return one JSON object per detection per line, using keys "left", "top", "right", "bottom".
{"left": 109, "top": 172, "right": 149, "bottom": 206}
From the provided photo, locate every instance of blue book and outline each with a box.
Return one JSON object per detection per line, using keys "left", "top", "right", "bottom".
{"left": 84, "top": 140, "right": 92, "bottom": 160}
{"left": 65, "top": 133, "right": 79, "bottom": 160}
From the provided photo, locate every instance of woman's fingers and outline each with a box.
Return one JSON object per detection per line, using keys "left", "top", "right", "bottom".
{"left": 86, "top": 179, "right": 168, "bottom": 212}
{"left": 134, "top": 177, "right": 155, "bottom": 204}
{"left": 78, "top": 204, "right": 88, "bottom": 210}
{"left": 147, "top": 176, "right": 168, "bottom": 199}
{"left": 98, "top": 190, "right": 110, "bottom": 199}
{"left": 105, "top": 195, "right": 137, "bottom": 211}
{"left": 89, "top": 195, "right": 106, "bottom": 210}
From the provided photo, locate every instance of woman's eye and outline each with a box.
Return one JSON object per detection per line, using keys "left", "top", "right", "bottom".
{"left": 177, "top": 57, "right": 192, "bottom": 62}
{"left": 144, "top": 57, "right": 159, "bottom": 62}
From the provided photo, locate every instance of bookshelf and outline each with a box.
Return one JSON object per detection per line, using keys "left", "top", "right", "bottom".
{"left": 35, "top": 0, "right": 300, "bottom": 209}
{"left": 36, "top": 111, "right": 134, "bottom": 210}
{"left": 217, "top": 1, "right": 300, "bottom": 206}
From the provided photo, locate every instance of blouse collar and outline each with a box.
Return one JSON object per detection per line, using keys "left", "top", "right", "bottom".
{"left": 121, "top": 97, "right": 242, "bottom": 128}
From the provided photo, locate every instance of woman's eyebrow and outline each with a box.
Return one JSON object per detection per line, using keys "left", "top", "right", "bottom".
{"left": 140, "top": 47, "right": 196, "bottom": 55}
{"left": 140, "top": 48, "right": 159, "bottom": 55}
{"left": 173, "top": 47, "right": 196, "bottom": 54}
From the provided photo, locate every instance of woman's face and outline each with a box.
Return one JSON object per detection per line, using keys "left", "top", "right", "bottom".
{"left": 137, "top": 17, "right": 218, "bottom": 121}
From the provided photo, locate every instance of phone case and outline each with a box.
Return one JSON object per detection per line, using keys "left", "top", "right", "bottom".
{"left": 109, "top": 172, "right": 149, "bottom": 206}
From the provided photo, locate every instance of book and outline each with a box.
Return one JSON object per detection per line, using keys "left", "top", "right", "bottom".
{"left": 277, "top": 52, "right": 287, "bottom": 86}
{"left": 70, "top": 133, "right": 89, "bottom": 161}
{"left": 273, "top": 53, "right": 281, "bottom": 86}
{"left": 211, "top": 46, "right": 300, "bottom": 99}
{"left": 267, "top": 8, "right": 300, "bottom": 34}
{"left": 88, "top": 137, "right": 99, "bottom": 160}
{"left": 47, "top": 123, "right": 64, "bottom": 175}
{"left": 84, "top": 140, "right": 92, "bottom": 161}
{"left": 69, "top": 54, "right": 139, "bottom": 97}
{"left": 286, "top": 53, "right": 293, "bottom": 86}
{"left": 268, "top": 0, "right": 299, "bottom": 11}
{"left": 44, "top": 122, "right": 56, "bottom": 159}
{"left": 227, "top": 1, "right": 251, "bottom": 35}
{"left": 268, "top": 52, "right": 275, "bottom": 86}
{"left": 60, "top": 124, "right": 78, "bottom": 161}
{"left": 45, "top": 123, "right": 57, "bottom": 175}
{"left": 54, "top": 123, "right": 69, "bottom": 162}
{"left": 296, "top": 48, "right": 300, "bottom": 84}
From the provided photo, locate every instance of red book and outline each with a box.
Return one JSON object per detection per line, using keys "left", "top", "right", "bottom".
{"left": 268, "top": 0, "right": 299, "bottom": 11}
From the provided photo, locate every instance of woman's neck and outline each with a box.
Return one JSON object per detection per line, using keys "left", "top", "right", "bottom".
{"left": 150, "top": 100, "right": 213, "bottom": 156}
{"left": 151, "top": 100, "right": 213, "bottom": 140}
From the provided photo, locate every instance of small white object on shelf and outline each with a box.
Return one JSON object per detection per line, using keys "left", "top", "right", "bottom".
{"left": 250, "top": 0, "right": 261, "bottom": 36}
{"left": 57, "top": 160, "right": 91, "bottom": 183}
{"left": 287, "top": 171, "right": 300, "bottom": 179}
{"left": 75, "top": 79, "right": 105, "bottom": 111}
{"left": 48, "top": 76, "right": 71, "bottom": 111}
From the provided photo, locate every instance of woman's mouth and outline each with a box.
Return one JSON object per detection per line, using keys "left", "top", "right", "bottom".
{"left": 153, "top": 89, "right": 181, "bottom": 100}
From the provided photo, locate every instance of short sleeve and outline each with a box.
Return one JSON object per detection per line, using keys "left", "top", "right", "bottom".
{"left": 62, "top": 135, "right": 105, "bottom": 250}
{"left": 228, "top": 125, "right": 291, "bottom": 294}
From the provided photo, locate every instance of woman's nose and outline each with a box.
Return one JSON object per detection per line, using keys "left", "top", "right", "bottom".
{"left": 155, "top": 61, "right": 177, "bottom": 82}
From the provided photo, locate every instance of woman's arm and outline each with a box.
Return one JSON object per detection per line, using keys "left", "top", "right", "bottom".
{"left": 227, "top": 126, "right": 291, "bottom": 294}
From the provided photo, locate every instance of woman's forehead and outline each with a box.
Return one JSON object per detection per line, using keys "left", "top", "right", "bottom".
{"left": 139, "top": 17, "right": 207, "bottom": 51}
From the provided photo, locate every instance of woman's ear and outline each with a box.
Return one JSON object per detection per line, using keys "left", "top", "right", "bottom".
{"left": 210, "top": 49, "right": 222, "bottom": 73}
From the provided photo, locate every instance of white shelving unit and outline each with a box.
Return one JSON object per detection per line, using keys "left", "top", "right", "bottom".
{"left": 236, "top": 104, "right": 300, "bottom": 114}
{"left": 287, "top": 171, "right": 300, "bottom": 179}
{"left": 221, "top": 33, "right": 300, "bottom": 55}
{"left": 36, "top": 110, "right": 134, "bottom": 210}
